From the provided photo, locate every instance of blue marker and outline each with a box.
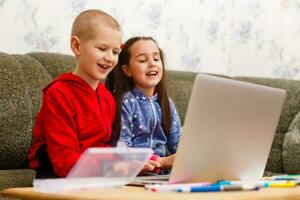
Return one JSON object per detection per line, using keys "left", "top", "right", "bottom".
{"left": 265, "top": 174, "right": 300, "bottom": 181}
{"left": 273, "top": 177, "right": 295, "bottom": 181}
{"left": 177, "top": 184, "right": 259, "bottom": 192}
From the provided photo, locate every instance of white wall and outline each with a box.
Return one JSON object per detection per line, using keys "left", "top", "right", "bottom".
{"left": 0, "top": 0, "right": 300, "bottom": 79}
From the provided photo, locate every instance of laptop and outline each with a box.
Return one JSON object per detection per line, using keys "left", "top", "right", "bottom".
{"left": 131, "top": 74, "right": 286, "bottom": 185}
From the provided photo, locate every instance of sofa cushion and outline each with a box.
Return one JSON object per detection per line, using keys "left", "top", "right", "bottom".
{"left": 0, "top": 52, "right": 32, "bottom": 169}
{"left": 27, "top": 52, "right": 76, "bottom": 79}
{"left": 282, "top": 111, "right": 300, "bottom": 173}
{"left": 0, "top": 169, "right": 36, "bottom": 191}
{"left": 265, "top": 133, "right": 285, "bottom": 173}
{"left": 166, "top": 70, "right": 197, "bottom": 124}
{"left": 12, "top": 55, "right": 52, "bottom": 122}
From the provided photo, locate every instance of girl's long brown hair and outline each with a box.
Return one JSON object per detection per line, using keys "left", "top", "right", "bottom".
{"left": 105, "top": 37, "right": 171, "bottom": 146}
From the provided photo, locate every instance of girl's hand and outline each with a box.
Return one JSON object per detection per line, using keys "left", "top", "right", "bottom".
{"left": 156, "top": 154, "right": 175, "bottom": 169}
{"left": 139, "top": 160, "right": 161, "bottom": 175}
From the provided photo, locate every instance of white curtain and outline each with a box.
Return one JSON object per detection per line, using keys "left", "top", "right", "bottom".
{"left": 0, "top": 0, "right": 299, "bottom": 78}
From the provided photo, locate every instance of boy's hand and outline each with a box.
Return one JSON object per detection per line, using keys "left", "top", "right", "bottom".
{"left": 139, "top": 160, "right": 161, "bottom": 175}
{"left": 156, "top": 154, "right": 175, "bottom": 169}
{"left": 113, "top": 161, "right": 130, "bottom": 176}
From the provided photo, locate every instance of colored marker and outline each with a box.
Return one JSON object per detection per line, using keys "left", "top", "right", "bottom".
{"left": 177, "top": 184, "right": 259, "bottom": 192}
{"left": 217, "top": 180, "right": 295, "bottom": 188}
{"left": 270, "top": 175, "right": 300, "bottom": 181}
{"left": 267, "top": 181, "right": 297, "bottom": 188}
{"left": 145, "top": 182, "right": 211, "bottom": 192}
{"left": 273, "top": 177, "right": 295, "bottom": 181}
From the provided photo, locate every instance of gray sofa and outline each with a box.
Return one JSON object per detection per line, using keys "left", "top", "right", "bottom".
{"left": 1, "top": 52, "right": 300, "bottom": 199}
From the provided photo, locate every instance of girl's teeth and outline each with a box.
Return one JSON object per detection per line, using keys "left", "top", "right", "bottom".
{"left": 147, "top": 71, "right": 157, "bottom": 75}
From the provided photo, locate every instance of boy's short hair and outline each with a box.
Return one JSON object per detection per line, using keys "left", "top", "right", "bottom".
{"left": 71, "top": 9, "right": 121, "bottom": 41}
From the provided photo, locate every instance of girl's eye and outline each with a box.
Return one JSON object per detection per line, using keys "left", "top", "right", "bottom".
{"left": 98, "top": 47, "right": 105, "bottom": 51}
{"left": 138, "top": 58, "right": 146, "bottom": 62}
{"left": 153, "top": 55, "right": 161, "bottom": 61}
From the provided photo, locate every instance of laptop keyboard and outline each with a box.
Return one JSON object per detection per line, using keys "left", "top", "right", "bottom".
{"left": 128, "top": 175, "right": 170, "bottom": 186}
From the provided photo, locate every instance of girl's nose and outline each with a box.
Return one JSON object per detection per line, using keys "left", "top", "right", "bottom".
{"left": 148, "top": 59, "right": 156, "bottom": 68}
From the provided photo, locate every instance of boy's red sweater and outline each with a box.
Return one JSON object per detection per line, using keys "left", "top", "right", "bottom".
{"left": 28, "top": 73, "right": 116, "bottom": 177}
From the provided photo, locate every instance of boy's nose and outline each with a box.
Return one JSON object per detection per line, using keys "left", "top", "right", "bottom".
{"left": 104, "top": 51, "right": 114, "bottom": 62}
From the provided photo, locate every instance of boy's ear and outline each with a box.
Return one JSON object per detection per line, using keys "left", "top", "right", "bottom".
{"left": 70, "top": 36, "right": 80, "bottom": 56}
{"left": 122, "top": 65, "right": 132, "bottom": 77}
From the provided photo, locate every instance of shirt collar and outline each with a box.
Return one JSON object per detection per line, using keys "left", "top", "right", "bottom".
{"left": 132, "top": 87, "right": 158, "bottom": 101}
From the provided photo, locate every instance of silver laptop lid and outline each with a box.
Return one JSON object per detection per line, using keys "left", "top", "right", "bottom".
{"left": 170, "top": 74, "right": 286, "bottom": 183}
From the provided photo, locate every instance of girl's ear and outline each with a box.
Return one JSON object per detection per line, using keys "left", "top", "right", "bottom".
{"left": 70, "top": 36, "right": 80, "bottom": 56}
{"left": 122, "top": 65, "right": 132, "bottom": 77}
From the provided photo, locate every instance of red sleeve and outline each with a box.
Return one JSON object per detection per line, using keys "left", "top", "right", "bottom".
{"left": 150, "top": 154, "right": 159, "bottom": 161}
{"left": 41, "top": 88, "right": 80, "bottom": 177}
{"left": 150, "top": 154, "right": 160, "bottom": 174}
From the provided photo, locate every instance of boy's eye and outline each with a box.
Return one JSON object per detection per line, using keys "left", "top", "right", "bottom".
{"left": 98, "top": 47, "right": 105, "bottom": 51}
{"left": 113, "top": 50, "right": 121, "bottom": 55}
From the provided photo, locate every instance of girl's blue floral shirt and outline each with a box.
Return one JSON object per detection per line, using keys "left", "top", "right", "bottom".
{"left": 119, "top": 87, "right": 181, "bottom": 157}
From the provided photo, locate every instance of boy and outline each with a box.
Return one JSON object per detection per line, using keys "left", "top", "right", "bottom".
{"left": 28, "top": 9, "right": 123, "bottom": 178}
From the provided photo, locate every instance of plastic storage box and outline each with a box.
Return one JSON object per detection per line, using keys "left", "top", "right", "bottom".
{"left": 33, "top": 147, "right": 153, "bottom": 193}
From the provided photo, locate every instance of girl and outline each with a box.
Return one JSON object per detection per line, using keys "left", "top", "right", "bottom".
{"left": 106, "top": 36, "right": 181, "bottom": 173}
